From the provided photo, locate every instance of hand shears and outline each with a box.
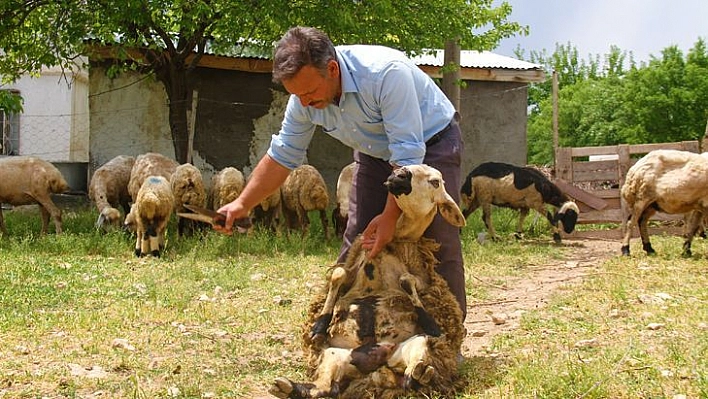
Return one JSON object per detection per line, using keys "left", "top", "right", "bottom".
{"left": 177, "top": 204, "right": 252, "bottom": 232}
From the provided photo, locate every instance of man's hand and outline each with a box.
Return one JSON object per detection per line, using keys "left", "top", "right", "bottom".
{"left": 361, "top": 195, "right": 401, "bottom": 258}
{"left": 215, "top": 200, "right": 250, "bottom": 235}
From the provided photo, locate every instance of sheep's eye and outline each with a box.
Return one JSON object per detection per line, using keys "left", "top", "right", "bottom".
{"left": 429, "top": 179, "right": 440, "bottom": 189}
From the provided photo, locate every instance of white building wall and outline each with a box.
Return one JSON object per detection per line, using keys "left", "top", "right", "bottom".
{"left": 7, "top": 65, "right": 89, "bottom": 162}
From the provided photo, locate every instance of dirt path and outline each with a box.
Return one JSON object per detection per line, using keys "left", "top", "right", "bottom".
{"left": 461, "top": 238, "right": 618, "bottom": 357}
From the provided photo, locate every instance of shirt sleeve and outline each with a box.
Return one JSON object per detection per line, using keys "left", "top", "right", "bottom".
{"left": 378, "top": 62, "right": 426, "bottom": 166}
{"left": 267, "top": 95, "right": 316, "bottom": 170}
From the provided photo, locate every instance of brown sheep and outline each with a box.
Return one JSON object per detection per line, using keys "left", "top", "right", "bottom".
{"left": 332, "top": 162, "right": 355, "bottom": 239}
{"left": 125, "top": 175, "right": 174, "bottom": 258}
{"left": 621, "top": 149, "right": 708, "bottom": 257}
{"left": 210, "top": 167, "right": 245, "bottom": 210}
{"left": 270, "top": 165, "right": 467, "bottom": 399}
{"left": 171, "top": 163, "right": 207, "bottom": 237}
{"left": 0, "top": 156, "right": 70, "bottom": 235}
{"left": 461, "top": 161, "right": 579, "bottom": 243}
{"left": 127, "top": 152, "right": 179, "bottom": 202}
{"left": 88, "top": 155, "right": 135, "bottom": 231}
{"left": 281, "top": 164, "right": 330, "bottom": 239}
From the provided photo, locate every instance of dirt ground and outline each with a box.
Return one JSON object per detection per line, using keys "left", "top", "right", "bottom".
{"left": 461, "top": 237, "right": 619, "bottom": 358}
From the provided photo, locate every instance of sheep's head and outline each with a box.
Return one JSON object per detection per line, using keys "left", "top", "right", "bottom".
{"left": 385, "top": 164, "right": 465, "bottom": 240}
{"left": 96, "top": 207, "right": 122, "bottom": 230}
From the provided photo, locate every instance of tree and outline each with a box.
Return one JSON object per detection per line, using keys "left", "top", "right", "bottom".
{"left": 0, "top": 0, "right": 526, "bottom": 163}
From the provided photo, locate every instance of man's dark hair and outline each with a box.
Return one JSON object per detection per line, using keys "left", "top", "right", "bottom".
{"left": 272, "top": 26, "right": 337, "bottom": 84}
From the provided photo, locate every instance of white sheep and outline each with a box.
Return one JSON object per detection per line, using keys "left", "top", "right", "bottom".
{"left": 461, "top": 161, "right": 579, "bottom": 243}
{"left": 332, "top": 162, "right": 355, "bottom": 239}
{"left": 170, "top": 163, "right": 207, "bottom": 237}
{"left": 281, "top": 164, "right": 330, "bottom": 239}
{"left": 252, "top": 188, "right": 282, "bottom": 232}
{"left": 88, "top": 155, "right": 135, "bottom": 231}
{"left": 210, "top": 167, "right": 245, "bottom": 210}
{"left": 271, "top": 165, "right": 467, "bottom": 399}
{"left": 621, "top": 149, "right": 708, "bottom": 257}
{"left": 0, "top": 156, "right": 70, "bottom": 235}
{"left": 125, "top": 175, "right": 174, "bottom": 258}
{"left": 128, "top": 152, "right": 179, "bottom": 202}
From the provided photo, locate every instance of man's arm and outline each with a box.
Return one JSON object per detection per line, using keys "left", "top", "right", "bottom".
{"left": 215, "top": 154, "right": 291, "bottom": 234}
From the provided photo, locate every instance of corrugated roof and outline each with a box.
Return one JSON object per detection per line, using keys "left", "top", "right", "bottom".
{"left": 411, "top": 49, "right": 542, "bottom": 71}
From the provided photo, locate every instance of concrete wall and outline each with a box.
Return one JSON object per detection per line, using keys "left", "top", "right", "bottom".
{"left": 89, "top": 65, "right": 528, "bottom": 204}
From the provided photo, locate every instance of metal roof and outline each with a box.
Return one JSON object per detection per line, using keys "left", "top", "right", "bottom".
{"left": 411, "top": 49, "right": 542, "bottom": 71}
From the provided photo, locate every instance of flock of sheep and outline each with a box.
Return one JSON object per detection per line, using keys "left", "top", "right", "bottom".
{"left": 1, "top": 148, "right": 706, "bottom": 259}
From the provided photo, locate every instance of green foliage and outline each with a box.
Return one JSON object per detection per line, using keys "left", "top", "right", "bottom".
{"left": 523, "top": 38, "right": 708, "bottom": 165}
{"left": 0, "top": 89, "right": 23, "bottom": 113}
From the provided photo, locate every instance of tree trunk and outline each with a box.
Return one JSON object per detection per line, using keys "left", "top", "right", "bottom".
{"left": 442, "top": 39, "right": 461, "bottom": 110}
{"left": 156, "top": 61, "right": 191, "bottom": 164}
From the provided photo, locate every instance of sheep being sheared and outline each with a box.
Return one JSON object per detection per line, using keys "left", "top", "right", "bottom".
{"left": 270, "top": 164, "right": 467, "bottom": 399}
{"left": 0, "top": 156, "right": 70, "bottom": 235}
{"left": 281, "top": 164, "right": 330, "bottom": 239}
{"left": 332, "top": 162, "right": 355, "bottom": 239}
{"left": 170, "top": 163, "right": 207, "bottom": 237}
{"left": 125, "top": 175, "right": 174, "bottom": 258}
{"left": 88, "top": 155, "right": 135, "bottom": 231}
{"left": 461, "top": 161, "right": 579, "bottom": 243}
{"left": 621, "top": 149, "right": 708, "bottom": 257}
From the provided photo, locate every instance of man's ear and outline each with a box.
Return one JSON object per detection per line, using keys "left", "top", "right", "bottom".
{"left": 327, "top": 59, "right": 339, "bottom": 78}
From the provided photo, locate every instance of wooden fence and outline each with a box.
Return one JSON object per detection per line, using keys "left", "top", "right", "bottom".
{"left": 553, "top": 140, "right": 700, "bottom": 225}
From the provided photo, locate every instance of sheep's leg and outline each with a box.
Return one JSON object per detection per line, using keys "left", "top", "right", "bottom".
{"left": 134, "top": 230, "right": 144, "bottom": 257}
{"left": 542, "top": 208, "right": 562, "bottom": 243}
{"left": 515, "top": 208, "right": 529, "bottom": 239}
{"left": 319, "top": 209, "right": 330, "bottom": 240}
{"left": 310, "top": 266, "right": 347, "bottom": 343}
{"left": 481, "top": 203, "right": 499, "bottom": 240}
{"left": 621, "top": 207, "right": 641, "bottom": 256}
{"left": 0, "top": 208, "right": 7, "bottom": 236}
{"left": 271, "top": 347, "right": 356, "bottom": 398}
{"left": 387, "top": 335, "right": 435, "bottom": 389}
{"left": 682, "top": 210, "right": 704, "bottom": 257}
{"left": 35, "top": 196, "right": 63, "bottom": 234}
{"left": 462, "top": 201, "right": 479, "bottom": 219}
{"left": 638, "top": 207, "right": 658, "bottom": 255}
{"left": 400, "top": 273, "right": 441, "bottom": 337}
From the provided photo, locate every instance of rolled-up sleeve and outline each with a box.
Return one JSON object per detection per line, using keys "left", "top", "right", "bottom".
{"left": 378, "top": 62, "right": 426, "bottom": 166}
{"left": 267, "top": 95, "right": 316, "bottom": 170}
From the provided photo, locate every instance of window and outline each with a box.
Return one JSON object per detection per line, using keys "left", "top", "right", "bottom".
{"left": 0, "top": 89, "right": 20, "bottom": 155}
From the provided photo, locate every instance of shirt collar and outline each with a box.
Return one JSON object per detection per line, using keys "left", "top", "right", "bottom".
{"left": 336, "top": 50, "right": 359, "bottom": 94}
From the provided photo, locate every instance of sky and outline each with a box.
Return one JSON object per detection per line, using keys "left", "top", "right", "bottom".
{"left": 492, "top": 0, "right": 708, "bottom": 64}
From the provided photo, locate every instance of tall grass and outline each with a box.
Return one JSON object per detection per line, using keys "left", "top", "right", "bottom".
{"left": 0, "top": 203, "right": 705, "bottom": 398}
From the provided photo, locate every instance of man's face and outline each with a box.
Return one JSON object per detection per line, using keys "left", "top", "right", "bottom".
{"left": 282, "top": 60, "right": 341, "bottom": 109}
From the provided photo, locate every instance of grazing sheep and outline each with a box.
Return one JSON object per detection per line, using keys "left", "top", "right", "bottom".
{"left": 252, "top": 188, "right": 282, "bottom": 232}
{"left": 332, "top": 162, "right": 355, "bottom": 239}
{"left": 88, "top": 155, "right": 135, "bottom": 231}
{"left": 170, "top": 163, "right": 207, "bottom": 237}
{"left": 127, "top": 152, "right": 179, "bottom": 202}
{"left": 210, "top": 167, "right": 245, "bottom": 210}
{"left": 0, "top": 156, "right": 70, "bottom": 235}
{"left": 125, "top": 175, "right": 174, "bottom": 258}
{"left": 621, "top": 149, "right": 708, "bottom": 257}
{"left": 461, "top": 161, "right": 579, "bottom": 243}
{"left": 270, "top": 164, "right": 467, "bottom": 399}
{"left": 281, "top": 164, "right": 330, "bottom": 239}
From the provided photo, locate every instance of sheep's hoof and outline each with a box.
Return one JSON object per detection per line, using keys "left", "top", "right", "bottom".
{"left": 620, "top": 245, "right": 630, "bottom": 256}
{"left": 642, "top": 243, "right": 656, "bottom": 255}
{"left": 513, "top": 232, "right": 523, "bottom": 240}
{"left": 681, "top": 248, "right": 692, "bottom": 258}
{"left": 270, "top": 377, "right": 318, "bottom": 399}
{"left": 552, "top": 233, "right": 562, "bottom": 243}
{"left": 310, "top": 313, "right": 333, "bottom": 343}
{"left": 411, "top": 361, "right": 435, "bottom": 385}
{"left": 134, "top": 249, "right": 142, "bottom": 258}
{"left": 151, "top": 250, "right": 161, "bottom": 258}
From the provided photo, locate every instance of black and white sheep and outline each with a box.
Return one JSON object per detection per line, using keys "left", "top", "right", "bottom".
{"left": 0, "top": 156, "right": 70, "bottom": 235}
{"left": 88, "top": 155, "right": 135, "bottom": 231}
{"left": 621, "top": 149, "right": 708, "bottom": 257}
{"left": 332, "top": 162, "right": 355, "bottom": 239}
{"left": 125, "top": 175, "right": 174, "bottom": 258}
{"left": 461, "top": 161, "right": 579, "bottom": 243}
{"left": 281, "top": 164, "right": 330, "bottom": 239}
{"left": 270, "top": 164, "right": 467, "bottom": 399}
{"left": 170, "top": 163, "right": 207, "bottom": 237}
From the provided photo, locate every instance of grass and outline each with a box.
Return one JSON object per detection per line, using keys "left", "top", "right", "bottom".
{"left": 0, "top": 203, "right": 706, "bottom": 398}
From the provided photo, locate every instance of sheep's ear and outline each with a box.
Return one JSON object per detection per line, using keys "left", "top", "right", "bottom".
{"left": 437, "top": 191, "right": 466, "bottom": 227}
